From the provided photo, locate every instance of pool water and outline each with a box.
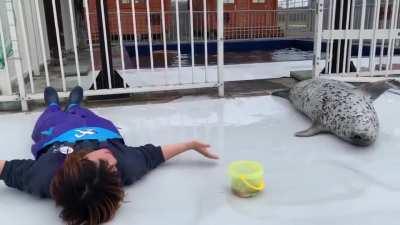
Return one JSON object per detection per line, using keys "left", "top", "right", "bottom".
{"left": 125, "top": 47, "right": 313, "bottom": 69}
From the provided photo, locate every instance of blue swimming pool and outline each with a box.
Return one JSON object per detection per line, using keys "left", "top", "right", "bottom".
{"left": 124, "top": 39, "right": 314, "bottom": 68}
{"left": 123, "top": 39, "right": 399, "bottom": 69}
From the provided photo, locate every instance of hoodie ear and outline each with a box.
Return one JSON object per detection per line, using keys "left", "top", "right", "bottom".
{"left": 358, "top": 79, "right": 400, "bottom": 101}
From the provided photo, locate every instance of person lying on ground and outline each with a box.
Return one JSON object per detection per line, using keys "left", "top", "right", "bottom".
{"left": 0, "top": 86, "right": 219, "bottom": 225}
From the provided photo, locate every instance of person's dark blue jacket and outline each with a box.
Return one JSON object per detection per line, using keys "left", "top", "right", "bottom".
{"left": 1, "top": 105, "right": 165, "bottom": 198}
{"left": 0, "top": 139, "right": 165, "bottom": 198}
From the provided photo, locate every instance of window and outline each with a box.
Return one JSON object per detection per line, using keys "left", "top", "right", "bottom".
{"left": 224, "top": 0, "right": 234, "bottom": 4}
{"left": 252, "top": 0, "right": 265, "bottom": 3}
{"left": 122, "top": 0, "right": 144, "bottom": 4}
{"left": 278, "top": 0, "right": 309, "bottom": 8}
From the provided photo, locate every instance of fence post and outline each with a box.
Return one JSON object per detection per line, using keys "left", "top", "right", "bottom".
{"left": 217, "top": 0, "right": 224, "bottom": 97}
{"left": 313, "top": 0, "right": 323, "bottom": 78}
{"left": 285, "top": 0, "right": 289, "bottom": 36}
{"left": 7, "top": 0, "right": 28, "bottom": 111}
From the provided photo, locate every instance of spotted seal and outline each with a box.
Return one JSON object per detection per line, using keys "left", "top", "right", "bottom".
{"left": 273, "top": 78, "right": 400, "bottom": 146}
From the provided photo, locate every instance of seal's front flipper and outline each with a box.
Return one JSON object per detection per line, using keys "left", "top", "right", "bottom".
{"left": 295, "top": 123, "right": 324, "bottom": 137}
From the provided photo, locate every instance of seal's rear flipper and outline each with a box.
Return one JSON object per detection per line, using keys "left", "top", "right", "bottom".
{"left": 271, "top": 89, "right": 290, "bottom": 100}
{"left": 295, "top": 123, "right": 324, "bottom": 137}
{"left": 359, "top": 79, "right": 400, "bottom": 101}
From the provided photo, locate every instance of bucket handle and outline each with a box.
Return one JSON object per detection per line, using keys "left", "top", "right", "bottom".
{"left": 239, "top": 175, "right": 265, "bottom": 191}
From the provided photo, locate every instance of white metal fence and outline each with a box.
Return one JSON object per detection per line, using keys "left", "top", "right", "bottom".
{"left": 3, "top": 0, "right": 399, "bottom": 111}
{"left": 99, "top": 9, "right": 314, "bottom": 43}
{"left": 0, "top": 0, "right": 225, "bottom": 111}
{"left": 0, "top": 0, "right": 316, "bottom": 111}
{"left": 314, "top": 0, "right": 400, "bottom": 81}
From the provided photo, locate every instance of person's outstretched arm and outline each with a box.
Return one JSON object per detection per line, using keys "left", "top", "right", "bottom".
{"left": 119, "top": 140, "right": 219, "bottom": 185}
{"left": 129, "top": 140, "right": 219, "bottom": 170}
{"left": 161, "top": 140, "right": 219, "bottom": 160}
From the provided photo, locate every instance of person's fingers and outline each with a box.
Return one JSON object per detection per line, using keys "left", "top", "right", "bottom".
{"left": 200, "top": 143, "right": 211, "bottom": 148}
{"left": 202, "top": 148, "right": 219, "bottom": 159}
{"left": 196, "top": 141, "right": 210, "bottom": 148}
{"left": 206, "top": 152, "right": 219, "bottom": 159}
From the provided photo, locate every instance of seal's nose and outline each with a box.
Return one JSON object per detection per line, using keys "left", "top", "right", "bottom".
{"left": 350, "top": 133, "right": 374, "bottom": 146}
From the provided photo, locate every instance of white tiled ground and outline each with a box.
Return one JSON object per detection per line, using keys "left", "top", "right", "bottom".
{"left": 1, "top": 93, "right": 400, "bottom": 225}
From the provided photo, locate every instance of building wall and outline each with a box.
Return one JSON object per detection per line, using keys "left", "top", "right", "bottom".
{"left": 192, "top": 0, "right": 279, "bottom": 38}
{"left": 87, "top": 0, "right": 172, "bottom": 41}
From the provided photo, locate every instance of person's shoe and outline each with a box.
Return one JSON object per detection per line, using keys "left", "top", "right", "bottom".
{"left": 66, "top": 86, "right": 83, "bottom": 111}
{"left": 44, "top": 86, "right": 59, "bottom": 107}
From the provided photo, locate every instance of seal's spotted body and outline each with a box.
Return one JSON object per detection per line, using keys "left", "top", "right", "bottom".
{"left": 288, "top": 79, "right": 379, "bottom": 146}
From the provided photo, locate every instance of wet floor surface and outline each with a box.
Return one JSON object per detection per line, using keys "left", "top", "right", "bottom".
{"left": 1, "top": 93, "right": 400, "bottom": 225}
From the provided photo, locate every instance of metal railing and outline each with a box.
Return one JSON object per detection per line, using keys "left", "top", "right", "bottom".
{"left": 4, "top": 0, "right": 399, "bottom": 110}
{"left": 92, "top": 9, "right": 314, "bottom": 43}
{"left": 0, "top": 0, "right": 225, "bottom": 110}
{"left": 314, "top": 0, "right": 400, "bottom": 81}
{"left": 0, "top": 0, "right": 316, "bottom": 111}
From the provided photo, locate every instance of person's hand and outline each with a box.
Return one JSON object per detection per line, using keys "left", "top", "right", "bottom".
{"left": 190, "top": 140, "right": 219, "bottom": 159}
{"left": 0, "top": 160, "right": 5, "bottom": 176}
{"left": 162, "top": 140, "right": 219, "bottom": 160}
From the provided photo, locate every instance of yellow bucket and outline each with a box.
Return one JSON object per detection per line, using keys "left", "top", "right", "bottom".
{"left": 228, "top": 161, "right": 265, "bottom": 198}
